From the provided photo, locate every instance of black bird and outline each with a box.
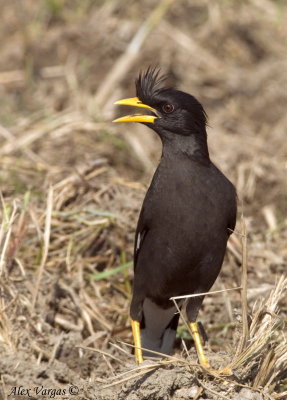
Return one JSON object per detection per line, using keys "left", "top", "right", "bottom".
{"left": 113, "top": 68, "right": 237, "bottom": 370}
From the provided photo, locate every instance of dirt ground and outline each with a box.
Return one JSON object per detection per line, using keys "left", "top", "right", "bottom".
{"left": 0, "top": 1, "right": 286, "bottom": 399}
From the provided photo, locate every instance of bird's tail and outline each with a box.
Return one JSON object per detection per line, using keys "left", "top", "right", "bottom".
{"left": 140, "top": 298, "right": 179, "bottom": 357}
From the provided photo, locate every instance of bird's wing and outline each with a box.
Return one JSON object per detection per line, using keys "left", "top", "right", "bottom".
{"left": 133, "top": 205, "right": 150, "bottom": 270}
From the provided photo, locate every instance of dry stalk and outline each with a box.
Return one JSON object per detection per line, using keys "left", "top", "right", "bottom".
{"left": 231, "top": 276, "right": 287, "bottom": 385}
{"left": 118, "top": 340, "right": 191, "bottom": 365}
{"left": 196, "top": 379, "right": 230, "bottom": 400}
{"left": 0, "top": 124, "right": 48, "bottom": 167}
{"left": 1, "top": 375, "right": 7, "bottom": 400}
{"left": 100, "top": 358, "right": 181, "bottom": 389}
{"left": 0, "top": 304, "right": 16, "bottom": 350}
{"left": 171, "top": 286, "right": 242, "bottom": 301}
{"left": 234, "top": 216, "right": 249, "bottom": 358}
{"left": 32, "top": 186, "right": 53, "bottom": 309}
{"left": 0, "top": 197, "right": 18, "bottom": 276}
{"left": 78, "top": 345, "right": 124, "bottom": 364}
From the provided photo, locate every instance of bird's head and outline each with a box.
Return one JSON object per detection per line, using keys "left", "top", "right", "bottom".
{"left": 113, "top": 67, "right": 207, "bottom": 140}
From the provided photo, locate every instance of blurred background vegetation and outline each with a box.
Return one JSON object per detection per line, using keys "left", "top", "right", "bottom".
{"left": 1, "top": 0, "right": 287, "bottom": 206}
{"left": 0, "top": 0, "right": 286, "bottom": 397}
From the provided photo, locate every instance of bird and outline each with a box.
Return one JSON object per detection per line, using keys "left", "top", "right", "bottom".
{"left": 113, "top": 67, "right": 237, "bottom": 371}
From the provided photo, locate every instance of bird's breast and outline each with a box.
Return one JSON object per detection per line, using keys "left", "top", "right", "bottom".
{"left": 143, "top": 159, "right": 232, "bottom": 243}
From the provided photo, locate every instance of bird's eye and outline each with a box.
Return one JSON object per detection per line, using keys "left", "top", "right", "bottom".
{"left": 162, "top": 104, "right": 174, "bottom": 113}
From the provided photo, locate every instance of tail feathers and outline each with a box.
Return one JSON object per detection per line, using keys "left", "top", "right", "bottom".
{"left": 141, "top": 324, "right": 178, "bottom": 357}
{"left": 141, "top": 298, "right": 179, "bottom": 357}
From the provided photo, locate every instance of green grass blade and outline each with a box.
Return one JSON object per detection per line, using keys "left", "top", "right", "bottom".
{"left": 89, "top": 261, "right": 133, "bottom": 281}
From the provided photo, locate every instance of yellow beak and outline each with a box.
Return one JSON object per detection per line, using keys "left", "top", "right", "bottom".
{"left": 113, "top": 97, "right": 157, "bottom": 124}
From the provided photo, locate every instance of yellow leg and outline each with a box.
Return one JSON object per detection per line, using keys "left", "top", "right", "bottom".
{"left": 189, "top": 322, "right": 232, "bottom": 375}
{"left": 190, "top": 322, "right": 209, "bottom": 368}
{"left": 131, "top": 319, "right": 143, "bottom": 363}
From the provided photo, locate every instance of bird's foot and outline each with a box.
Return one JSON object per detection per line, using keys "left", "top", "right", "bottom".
{"left": 189, "top": 322, "right": 233, "bottom": 375}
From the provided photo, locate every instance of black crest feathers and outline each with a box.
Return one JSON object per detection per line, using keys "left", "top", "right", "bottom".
{"left": 136, "top": 67, "right": 167, "bottom": 104}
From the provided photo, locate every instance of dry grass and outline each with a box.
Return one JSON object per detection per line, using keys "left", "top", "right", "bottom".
{"left": 0, "top": 0, "right": 286, "bottom": 399}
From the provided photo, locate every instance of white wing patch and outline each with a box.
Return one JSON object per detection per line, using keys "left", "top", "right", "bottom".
{"left": 136, "top": 232, "right": 141, "bottom": 252}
